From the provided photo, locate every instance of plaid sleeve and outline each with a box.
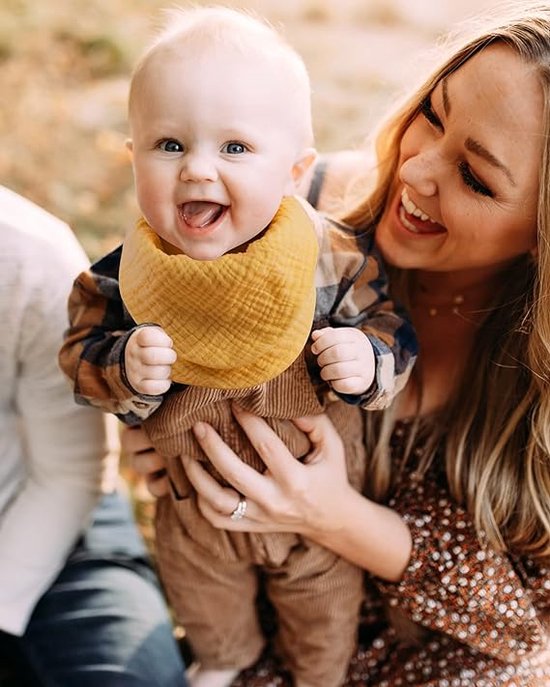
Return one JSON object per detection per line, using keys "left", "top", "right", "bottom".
{"left": 58, "top": 245, "right": 163, "bottom": 424}
{"left": 313, "top": 216, "right": 418, "bottom": 410}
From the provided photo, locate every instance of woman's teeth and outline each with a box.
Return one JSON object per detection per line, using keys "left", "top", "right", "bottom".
{"left": 400, "top": 189, "right": 436, "bottom": 223}
{"left": 399, "top": 206, "right": 422, "bottom": 233}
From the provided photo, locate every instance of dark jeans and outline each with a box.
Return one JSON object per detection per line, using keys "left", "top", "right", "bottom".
{"left": 0, "top": 491, "right": 187, "bottom": 687}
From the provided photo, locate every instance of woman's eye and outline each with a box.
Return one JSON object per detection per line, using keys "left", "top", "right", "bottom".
{"left": 158, "top": 139, "right": 183, "bottom": 153}
{"left": 223, "top": 142, "right": 247, "bottom": 155}
{"left": 458, "top": 161, "right": 494, "bottom": 198}
{"left": 420, "top": 96, "right": 443, "bottom": 130}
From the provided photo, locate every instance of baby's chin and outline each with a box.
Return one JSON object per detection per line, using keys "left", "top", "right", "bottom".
{"left": 157, "top": 234, "right": 186, "bottom": 256}
{"left": 171, "top": 238, "right": 233, "bottom": 261}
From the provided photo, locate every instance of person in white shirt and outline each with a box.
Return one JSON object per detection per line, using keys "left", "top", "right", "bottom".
{"left": 0, "top": 185, "right": 187, "bottom": 686}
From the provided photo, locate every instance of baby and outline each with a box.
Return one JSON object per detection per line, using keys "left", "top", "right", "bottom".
{"left": 60, "top": 7, "right": 417, "bottom": 687}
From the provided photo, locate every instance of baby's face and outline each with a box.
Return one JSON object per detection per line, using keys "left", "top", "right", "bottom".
{"left": 128, "top": 46, "right": 313, "bottom": 260}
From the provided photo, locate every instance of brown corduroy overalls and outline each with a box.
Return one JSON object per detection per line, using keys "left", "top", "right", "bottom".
{"left": 146, "top": 350, "right": 365, "bottom": 687}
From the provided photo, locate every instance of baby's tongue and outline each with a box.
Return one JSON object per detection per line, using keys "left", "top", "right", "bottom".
{"left": 181, "top": 201, "right": 223, "bottom": 228}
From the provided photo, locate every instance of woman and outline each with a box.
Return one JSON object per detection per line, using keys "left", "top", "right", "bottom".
{"left": 129, "top": 4, "right": 550, "bottom": 685}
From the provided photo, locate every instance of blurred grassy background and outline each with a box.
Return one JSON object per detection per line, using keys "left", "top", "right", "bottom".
{"left": 2, "top": 0, "right": 502, "bottom": 261}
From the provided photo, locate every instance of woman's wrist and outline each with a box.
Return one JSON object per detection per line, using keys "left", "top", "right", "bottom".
{"left": 312, "top": 486, "right": 413, "bottom": 582}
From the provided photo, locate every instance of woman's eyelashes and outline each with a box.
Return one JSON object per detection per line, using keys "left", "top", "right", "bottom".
{"left": 419, "top": 95, "right": 494, "bottom": 198}
{"left": 420, "top": 96, "right": 442, "bottom": 129}
{"left": 458, "top": 161, "right": 493, "bottom": 197}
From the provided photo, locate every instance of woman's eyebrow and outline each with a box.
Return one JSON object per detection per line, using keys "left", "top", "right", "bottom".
{"left": 442, "top": 76, "right": 516, "bottom": 186}
{"left": 465, "top": 137, "right": 516, "bottom": 186}
{"left": 442, "top": 77, "right": 451, "bottom": 117}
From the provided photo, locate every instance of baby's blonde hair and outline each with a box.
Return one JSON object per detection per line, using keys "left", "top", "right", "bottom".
{"left": 128, "top": 5, "right": 313, "bottom": 146}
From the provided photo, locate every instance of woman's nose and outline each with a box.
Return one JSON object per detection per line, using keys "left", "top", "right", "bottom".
{"left": 180, "top": 153, "right": 218, "bottom": 183}
{"left": 398, "top": 152, "right": 438, "bottom": 198}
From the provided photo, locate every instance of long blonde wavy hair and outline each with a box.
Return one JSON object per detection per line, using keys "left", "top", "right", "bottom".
{"left": 344, "top": 2, "right": 550, "bottom": 561}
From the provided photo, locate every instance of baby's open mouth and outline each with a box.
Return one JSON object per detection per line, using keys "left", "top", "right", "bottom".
{"left": 180, "top": 201, "right": 226, "bottom": 228}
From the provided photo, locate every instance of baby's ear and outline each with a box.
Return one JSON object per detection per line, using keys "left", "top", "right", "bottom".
{"left": 292, "top": 148, "right": 317, "bottom": 188}
{"left": 125, "top": 138, "right": 133, "bottom": 157}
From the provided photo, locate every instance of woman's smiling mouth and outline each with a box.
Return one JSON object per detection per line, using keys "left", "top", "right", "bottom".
{"left": 399, "top": 189, "right": 445, "bottom": 234}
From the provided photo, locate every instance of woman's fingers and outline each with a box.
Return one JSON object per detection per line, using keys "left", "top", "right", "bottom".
{"left": 145, "top": 470, "right": 170, "bottom": 498}
{"left": 131, "top": 447, "right": 165, "bottom": 475}
{"left": 121, "top": 424, "right": 153, "bottom": 454}
{"left": 183, "top": 454, "right": 243, "bottom": 515}
{"left": 130, "top": 449, "right": 170, "bottom": 497}
{"left": 187, "top": 411, "right": 346, "bottom": 539}
{"left": 293, "top": 413, "right": 344, "bottom": 464}
{"left": 196, "top": 495, "right": 264, "bottom": 532}
{"left": 197, "top": 495, "right": 279, "bottom": 533}
{"left": 183, "top": 454, "right": 275, "bottom": 530}
{"left": 230, "top": 404, "right": 305, "bottom": 483}
{"left": 120, "top": 426, "right": 171, "bottom": 497}
{"left": 191, "top": 421, "right": 268, "bottom": 496}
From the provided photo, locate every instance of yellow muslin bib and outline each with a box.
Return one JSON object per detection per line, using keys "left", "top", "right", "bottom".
{"left": 119, "top": 196, "right": 319, "bottom": 389}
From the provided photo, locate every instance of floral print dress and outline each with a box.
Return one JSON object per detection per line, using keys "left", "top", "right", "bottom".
{"left": 231, "top": 420, "right": 550, "bottom": 687}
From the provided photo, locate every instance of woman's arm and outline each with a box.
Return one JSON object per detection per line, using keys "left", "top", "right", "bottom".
{"left": 183, "top": 404, "right": 412, "bottom": 582}
{"left": 122, "top": 424, "right": 170, "bottom": 498}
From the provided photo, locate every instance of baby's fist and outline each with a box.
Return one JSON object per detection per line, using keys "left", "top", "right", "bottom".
{"left": 311, "top": 326, "right": 375, "bottom": 396}
{"left": 125, "top": 326, "right": 177, "bottom": 396}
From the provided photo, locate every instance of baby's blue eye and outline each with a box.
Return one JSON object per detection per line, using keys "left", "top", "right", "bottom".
{"left": 223, "top": 142, "right": 247, "bottom": 155}
{"left": 159, "top": 139, "right": 183, "bottom": 153}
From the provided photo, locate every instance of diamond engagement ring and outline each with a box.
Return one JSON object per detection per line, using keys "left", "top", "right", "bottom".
{"left": 230, "top": 496, "right": 247, "bottom": 521}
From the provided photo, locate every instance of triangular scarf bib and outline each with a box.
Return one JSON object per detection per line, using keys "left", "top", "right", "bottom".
{"left": 119, "top": 196, "right": 319, "bottom": 389}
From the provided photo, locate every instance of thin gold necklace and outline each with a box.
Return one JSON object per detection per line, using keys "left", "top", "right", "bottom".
{"left": 427, "top": 294, "right": 465, "bottom": 317}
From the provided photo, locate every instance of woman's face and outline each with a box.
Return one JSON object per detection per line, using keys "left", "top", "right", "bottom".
{"left": 376, "top": 43, "right": 543, "bottom": 277}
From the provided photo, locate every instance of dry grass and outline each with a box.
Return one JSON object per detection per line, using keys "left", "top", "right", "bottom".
{"left": 2, "top": 0, "right": 501, "bottom": 259}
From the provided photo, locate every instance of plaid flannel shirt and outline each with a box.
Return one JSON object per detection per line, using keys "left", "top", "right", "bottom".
{"left": 59, "top": 213, "right": 417, "bottom": 425}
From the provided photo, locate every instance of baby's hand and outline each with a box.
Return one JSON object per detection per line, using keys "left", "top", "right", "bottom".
{"left": 311, "top": 326, "right": 375, "bottom": 396}
{"left": 124, "top": 326, "right": 177, "bottom": 395}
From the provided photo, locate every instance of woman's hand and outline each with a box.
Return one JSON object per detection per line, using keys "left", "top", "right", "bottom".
{"left": 184, "top": 403, "right": 413, "bottom": 580}
{"left": 183, "top": 404, "right": 355, "bottom": 539}
{"left": 121, "top": 424, "right": 169, "bottom": 498}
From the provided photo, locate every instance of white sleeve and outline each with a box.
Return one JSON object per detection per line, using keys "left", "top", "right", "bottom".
{"left": 0, "top": 189, "right": 110, "bottom": 635}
